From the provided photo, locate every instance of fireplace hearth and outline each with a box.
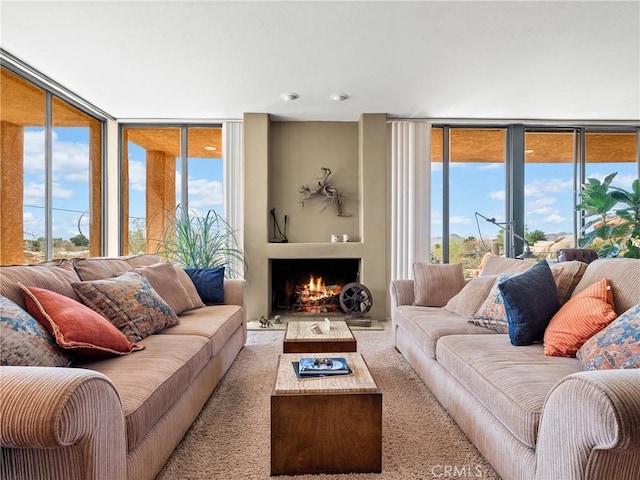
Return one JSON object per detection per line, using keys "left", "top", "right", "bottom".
{"left": 271, "top": 259, "right": 360, "bottom": 314}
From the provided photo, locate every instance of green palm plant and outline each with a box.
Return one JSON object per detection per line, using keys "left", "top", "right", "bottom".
{"left": 155, "top": 206, "right": 245, "bottom": 277}
{"left": 577, "top": 172, "right": 640, "bottom": 258}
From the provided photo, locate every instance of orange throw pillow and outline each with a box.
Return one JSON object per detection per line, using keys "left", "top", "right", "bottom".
{"left": 543, "top": 278, "right": 617, "bottom": 357}
{"left": 20, "top": 284, "right": 145, "bottom": 357}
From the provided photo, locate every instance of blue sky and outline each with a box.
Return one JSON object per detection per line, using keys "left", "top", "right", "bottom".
{"left": 22, "top": 128, "right": 223, "bottom": 242}
{"left": 22, "top": 128, "right": 637, "bottom": 242}
{"left": 430, "top": 160, "right": 637, "bottom": 239}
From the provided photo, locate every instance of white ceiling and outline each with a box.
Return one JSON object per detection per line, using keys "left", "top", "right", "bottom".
{"left": 1, "top": 0, "right": 639, "bottom": 122}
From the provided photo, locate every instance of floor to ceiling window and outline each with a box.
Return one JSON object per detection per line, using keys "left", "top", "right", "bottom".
{"left": 432, "top": 124, "right": 639, "bottom": 277}
{"left": 1, "top": 66, "right": 104, "bottom": 265}
{"left": 523, "top": 130, "right": 577, "bottom": 257}
{"left": 121, "top": 125, "right": 223, "bottom": 255}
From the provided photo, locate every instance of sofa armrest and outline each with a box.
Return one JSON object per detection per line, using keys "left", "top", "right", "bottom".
{"left": 389, "top": 279, "right": 415, "bottom": 308}
{"left": 0, "top": 366, "right": 127, "bottom": 480}
{"left": 536, "top": 369, "right": 640, "bottom": 480}
{"left": 223, "top": 278, "right": 246, "bottom": 307}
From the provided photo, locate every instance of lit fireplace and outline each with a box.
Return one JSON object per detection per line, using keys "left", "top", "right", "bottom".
{"left": 293, "top": 275, "right": 343, "bottom": 313}
{"left": 271, "top": 258, "right": 360, "bottom": 315}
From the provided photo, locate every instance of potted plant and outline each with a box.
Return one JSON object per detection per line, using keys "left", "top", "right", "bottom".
{"left": 576, "top": 172, "right": 640, "bottom": 258}
{"left": 155, "top": 206, "right": 245, "bottom": 277}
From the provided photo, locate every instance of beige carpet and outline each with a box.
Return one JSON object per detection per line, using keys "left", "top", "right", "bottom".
{"left": 156, "top": 327, "right": 500, "bottom": 480}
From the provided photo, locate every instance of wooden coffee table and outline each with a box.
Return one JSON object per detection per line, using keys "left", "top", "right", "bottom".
{"left": 283, "top": 320, "right": 357, "bottom": 353}
{"left": 271, "top": 352, "right": 382, "bottom": 476}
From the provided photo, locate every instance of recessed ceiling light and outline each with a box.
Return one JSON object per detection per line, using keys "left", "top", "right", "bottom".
{"left": 330, "top": 93, "right": 348, "bottom": 102}
{"left": 281, "top": 92, "right": 299, "bottom": 101}
{"left": 525, "top": 149, "right": 534, "bottom": 154}
{"left": 204, "top": 146, "right": 217, "bottom": 151}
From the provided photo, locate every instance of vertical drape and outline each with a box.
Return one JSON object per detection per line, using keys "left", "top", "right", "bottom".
{"left": 389, "top": 121, "right": 431, "bottom": 280}
{"left": 223, "top": 121, "right": 244, "bottom": 277}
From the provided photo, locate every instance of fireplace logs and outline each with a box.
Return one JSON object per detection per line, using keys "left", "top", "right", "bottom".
{"left": 292, "top": 275, "right": 343, "bottom": 313}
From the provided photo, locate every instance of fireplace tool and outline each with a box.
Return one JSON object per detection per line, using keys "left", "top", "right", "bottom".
{"left": 270, "top": 207, "right": 288, "bottom": 243}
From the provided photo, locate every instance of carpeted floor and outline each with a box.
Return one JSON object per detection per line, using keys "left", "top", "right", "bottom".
{"left": 156, "top": 327, "right": 500, "bottom": 480}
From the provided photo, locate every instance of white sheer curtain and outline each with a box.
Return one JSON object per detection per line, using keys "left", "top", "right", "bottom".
{"left": 389, "top": 121, "right": 431, "bottom": 280}
{"left": 223, "top": 121, "right": 244, "bottom": 277}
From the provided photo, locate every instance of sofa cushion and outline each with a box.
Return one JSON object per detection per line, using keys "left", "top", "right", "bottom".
{"left": 393, "top": 305, "right": 495, "bottom": 359}
{"left": 1, "top": 295, "right": 73, "bottom": 367}
{"left": 544, "top": 278, "right": 617, "bottom": 357}
{"left": 132, "top": 261, "right": 205, "bottom": 314}
{"left": 159, "top": 304, "right": 244, "bottom": 358}
{"left": 480, "top": 256, "right": 533, "bottom": 276}
{"left": 184, "top": 267, "right": 226, "bottom": 304}
{"left": 499, "top": 261, "right": 560, "bottom": 346}
{"left": 72, "top": 257, "right": 132, "bottom": 281}
{"left": 413, "top": 263, "right": 465, "bottom": 307}
{"left": 0, "top": 260, "right": 81, "bottom": 309}
{"left": 436, "top": 334, "right": 580, "bottom": 448}
{"left": 549, "top": 260, "right": 588, "bottom": 305}
{"left": 576, "top": 303, "right": 640, "bottom": 370}
{"left": 75, "top": 333, "right": 210, "bottom": 450}
{"left": 73, "top": 271, "right": 179, "bottom": 342}
{"left": 20, "top": 285, "right": 144, "bottom": 356}
{"left": 571, "top": 258, "right": 640, "bottom": 314}
{"left": 444, "top": 275, "right": 498, "bottom": 319}
{"left": 72, "top": 254, "right": 163, "bottom": 281}
{"left": 471, "top": 274, "right": 512, "bottom": 333}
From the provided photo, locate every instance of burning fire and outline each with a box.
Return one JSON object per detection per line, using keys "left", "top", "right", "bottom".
{"left": 297, "top": 275, "right": 342, "bottom": 304}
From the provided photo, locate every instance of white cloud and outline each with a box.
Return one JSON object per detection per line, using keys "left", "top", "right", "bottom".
{"left": 24, "top": 130, "right": 91, "bottom": 183}
{"left": 543, "top": 213, "right": 568, "bottom": 224}
{"left": 489, "top": 190, "right": 505, "bottom": 200}
{"left": 187, "top": 177, "right": 223, "bottom": 210}
{"left": 23, "top": 181, "right": 75, "bottom": 204}
{"left": 129, "top": 160, "right": 146, "bottom": 192}
{"left": 525, "top": 178, "right": 573, "bottom": 197}
{"left": 450, "top": 215, "right": 472, "bottom": 225}
{"left": 477, "top": 163, "right": 503, "bottom": 170}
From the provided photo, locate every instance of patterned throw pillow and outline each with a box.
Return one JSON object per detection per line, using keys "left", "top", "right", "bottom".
{"left": 577, "top": 304, "right": 640, "bottom": 370}
{"left": 73, "top": 271, "right": 180, "bottom": 342}
{"left": 20, "top": 285, "right": 144, "bottom": 357}
{"left": 543, "top": 278, "right": 618, "bottom": 357}
{"left": 1, "top": 295, "right": 73, "bottom": 367}
{"left": 470, "top": 274, "right": 513, "bottom": 333}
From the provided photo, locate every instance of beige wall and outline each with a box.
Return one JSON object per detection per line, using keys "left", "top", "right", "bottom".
{"left": 244, "top": 113, "right": 389, "bottom": 322}
{"left": 269, "top": 121, "right": 360, "bottom": 242}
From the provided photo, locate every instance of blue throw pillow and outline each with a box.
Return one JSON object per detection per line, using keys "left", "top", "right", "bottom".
{"left": 498, "top": 260, "right": 560, "bottom": 346}
{"left": 184, "top": 267, "right": 225, "bottom": 304}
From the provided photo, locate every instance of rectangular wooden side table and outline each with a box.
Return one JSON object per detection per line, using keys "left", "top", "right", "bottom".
{"left": 271, "top": 352, "right": 382, "bottom": 476}
{"left": 283, "top": 320, "right": 357, "bottom": 353}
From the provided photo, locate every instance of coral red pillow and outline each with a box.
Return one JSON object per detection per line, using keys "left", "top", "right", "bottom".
{"left": 543, "top": 278, "right": 617, "bottom": 357}
{"left": 20, "top": 284, "right": 144, "bottom": 357}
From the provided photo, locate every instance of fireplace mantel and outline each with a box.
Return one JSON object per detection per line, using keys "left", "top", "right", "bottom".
{"left": 267, "top": 242, "right": 363, "bottom": 259}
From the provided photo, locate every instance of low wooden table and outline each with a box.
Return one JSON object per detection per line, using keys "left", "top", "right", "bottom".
{"left": 283, "top": 320, "right": 357, "bottom": 353}
{"left": 271, "top": 352, "right": 382, "bottom": 476}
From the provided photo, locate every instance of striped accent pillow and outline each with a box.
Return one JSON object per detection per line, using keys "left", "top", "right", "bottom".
{"left": 412, "top": 263, "right": 465, "bottom": 307}
{"left": 543, "top": 278, "right": 617, "bottom": 357}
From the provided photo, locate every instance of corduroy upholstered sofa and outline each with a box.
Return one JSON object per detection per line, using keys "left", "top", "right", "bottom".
{"left": 0, "top": 254, "right": 247, "bottom": 480}
{"left": 391, "top": 257, "right": 640, "bottom": 480}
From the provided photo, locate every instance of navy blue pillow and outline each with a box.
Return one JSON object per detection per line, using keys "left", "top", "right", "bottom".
{"left": 498, "top": 261, "right": 560, "bottom": 346}
{"left": 183, "top": 267, "right": 225, "bottom": 304}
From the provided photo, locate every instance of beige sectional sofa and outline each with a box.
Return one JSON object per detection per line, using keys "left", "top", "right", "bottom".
{"left": 391, "top": 257, "right": 640, "bottom": 480}
{"left": 0, "top": 254, "right": 247, "bottom": 480}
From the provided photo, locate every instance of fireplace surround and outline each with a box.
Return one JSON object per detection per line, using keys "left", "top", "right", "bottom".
{"left": 271, "top": 258, "right": 360, "bottom": 314}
